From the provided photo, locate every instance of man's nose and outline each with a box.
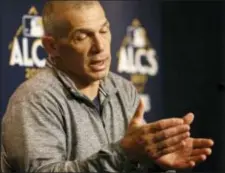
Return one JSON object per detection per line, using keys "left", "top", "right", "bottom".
{"left": 91, "top": 33, "right": 104, "bottom": 53}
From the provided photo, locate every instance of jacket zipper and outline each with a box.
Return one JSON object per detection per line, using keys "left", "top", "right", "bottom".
{"left": 99, "top": 96, "right": 110, "bottom": 144}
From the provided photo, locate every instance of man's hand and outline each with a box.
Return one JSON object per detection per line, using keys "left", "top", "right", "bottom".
{"left": 152, "top": 111, "right": 214, "bottom": 169}
{"left": 155, "top": 137, "right": 214, "bottom": 169}
{"left": 120, "top": 99, "right": 191, "bottom": 162}
{"left": 120, "top": 99, "right": 214, "bottom": 170}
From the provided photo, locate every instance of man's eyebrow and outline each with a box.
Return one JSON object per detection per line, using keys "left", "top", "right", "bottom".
{"left": 102, "top": 20, "right": 110, "bottom": 27}
{"left": 69, "top": 20, "right": 110, "bottom": 36}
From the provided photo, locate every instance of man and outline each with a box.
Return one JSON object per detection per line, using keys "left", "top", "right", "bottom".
{"left": 1, "top": 1, "right": 213, "bottom": 172}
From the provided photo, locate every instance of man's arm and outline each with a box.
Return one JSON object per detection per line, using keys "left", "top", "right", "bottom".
{"left": 1, "top": 95, "right": 139, "bottom": 173}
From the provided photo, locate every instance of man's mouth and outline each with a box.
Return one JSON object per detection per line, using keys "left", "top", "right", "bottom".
{"left": 89, "top": 59, "right": 107, "bottom": 72}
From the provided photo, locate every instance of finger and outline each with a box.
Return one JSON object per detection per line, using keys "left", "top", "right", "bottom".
{"left": 192, "top": 138, "right": 214, "bottom": 148}
{"left": 183, "top": 113, "right": 194, "bottom": 125}
{"left": 191, "top": 148, "right": 212, "bottom": 156}
{"left": 189, "top": 155, "right": 207, "bottom": 164}
{"left": 152, "top": 141, "right": 186, "bottom": 158}
{"left": 152, "top": 124, "right": 190, "bottom": 142}
{"left": 172, "top": 161, "right": 195, "bottom": 170}
{"left": 129, "top": 99, "right": 145, "bottom": 126}
{"left": 154, "top": 132, "right": 190, "bottom": 150}
{"left": 146, "top": 118, "right": 184, "bottom": 133}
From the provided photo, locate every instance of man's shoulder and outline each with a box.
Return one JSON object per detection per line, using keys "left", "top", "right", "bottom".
{"left": 106, "top": 72, "right": 139, "bottom": 101}
{"left": 107, "top": 72, "right": 135, "bottom": 91}
{"left": 107, "top": 72, "right": 140, "bottom": 117}
{"left": 9, "top": 68, "right": 62, "bottom": 103}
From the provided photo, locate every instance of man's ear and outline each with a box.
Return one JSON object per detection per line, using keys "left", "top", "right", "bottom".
{"left": 41, "top": 36, "right": 58, "bottom": 57}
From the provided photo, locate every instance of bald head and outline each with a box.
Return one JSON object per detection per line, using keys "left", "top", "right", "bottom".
{"left": 42, "top": 0, "right": 101, "bottom": 39}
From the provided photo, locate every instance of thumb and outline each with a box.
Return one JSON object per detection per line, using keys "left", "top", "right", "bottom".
{"left": 183, "top": 112, "right": 194, "bottom": 125}
{"left": 129, "top": 99, "right": 145, "bottom": 127}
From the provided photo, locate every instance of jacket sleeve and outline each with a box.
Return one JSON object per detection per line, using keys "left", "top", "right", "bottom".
{"left": 117, "top": 76, "right": 176, "bottom": 173}
{"left": 1, "top": 92, "right": 140, "bottom": 173}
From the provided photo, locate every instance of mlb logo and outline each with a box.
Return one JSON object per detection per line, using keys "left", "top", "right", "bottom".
{"left": 127, "top": 26, "right": 147, "bottom": 48}
{"left": 22, "top": 15, "right": 44, "bottom": 38}
{"left": 132, "top": 27, "right": 147, "bottom": 48}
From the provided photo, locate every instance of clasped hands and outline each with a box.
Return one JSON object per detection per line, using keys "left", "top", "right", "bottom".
{"left": 120, "top": 100, "right": 214, "bottom": 170}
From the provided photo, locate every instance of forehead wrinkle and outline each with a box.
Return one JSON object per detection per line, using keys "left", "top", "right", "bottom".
{"left": 62, "top": 6, "right": 107, "bottom": 36}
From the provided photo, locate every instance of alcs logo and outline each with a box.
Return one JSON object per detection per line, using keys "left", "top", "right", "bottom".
{"left": 117, "top": 19, "right": 159, "bottom": 112}
{"left": 117, "top": 19, "right": 158, "bottom": 76}
{"left": 8, "top": 6, "right": 47, "bottom": 79}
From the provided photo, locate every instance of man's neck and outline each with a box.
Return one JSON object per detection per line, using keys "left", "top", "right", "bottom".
{"left": 68, "top": 73, "right": 100, "bottom": 101}
{"left": 54, "top": 61, "right": 100, "bottom": 100}
{"left": 79, "top": 81, "right": 100, "bottom": 101}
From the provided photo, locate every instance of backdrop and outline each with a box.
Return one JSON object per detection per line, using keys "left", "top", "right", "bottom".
{"left": 0, "top": 0, "right": 224, "bottom": 172}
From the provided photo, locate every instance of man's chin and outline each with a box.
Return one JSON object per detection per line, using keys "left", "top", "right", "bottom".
{"left": 89, "top": 70, "right": 108, "bottom": 81}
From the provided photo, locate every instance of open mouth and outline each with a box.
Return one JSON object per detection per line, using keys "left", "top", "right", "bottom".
{"left": 89, "top": 59, "right": 107, "bottom": 72}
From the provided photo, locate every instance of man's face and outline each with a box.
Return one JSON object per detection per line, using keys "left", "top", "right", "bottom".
{"left": 51, "top": 3, "right": 111, "bottom": 84}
